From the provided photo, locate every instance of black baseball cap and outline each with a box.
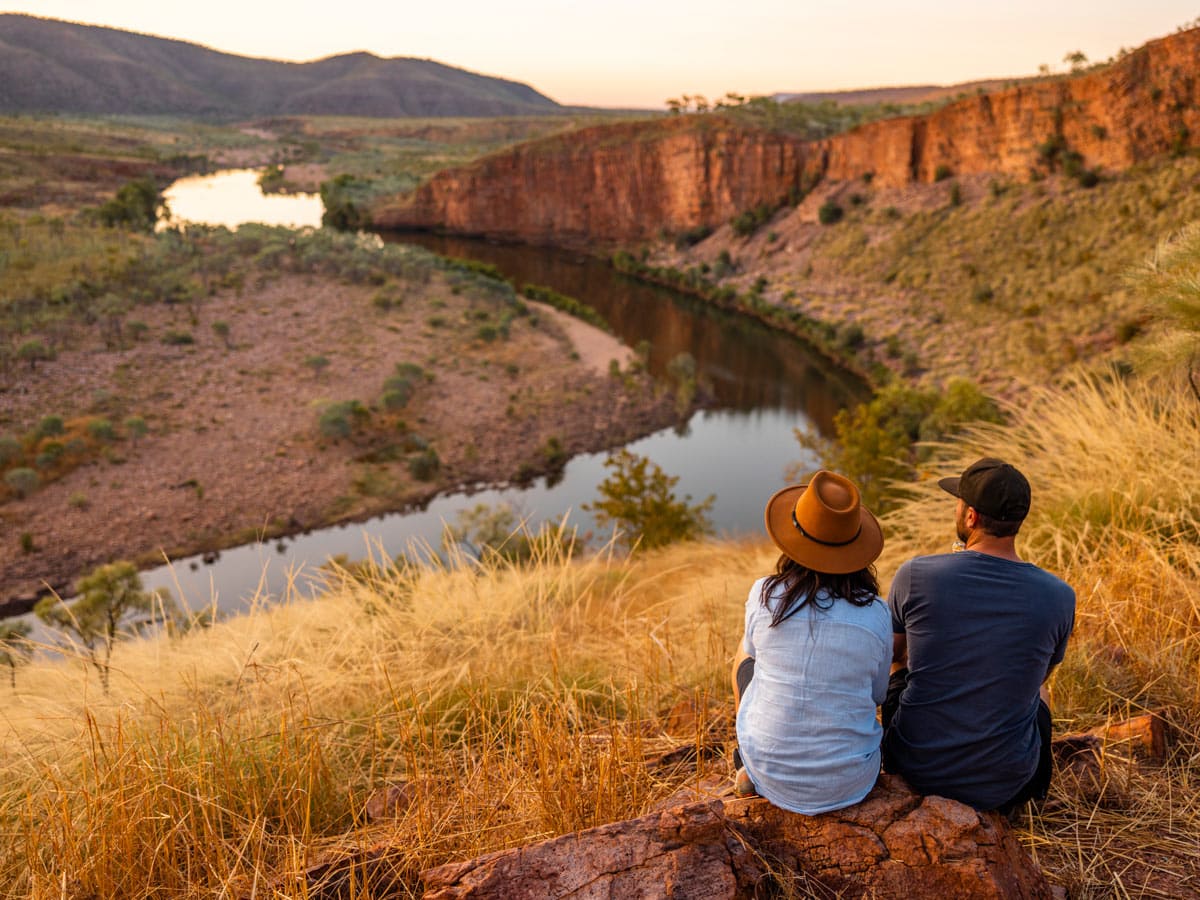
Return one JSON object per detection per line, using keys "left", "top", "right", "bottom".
{"left": 938, "top": 457, "right": 1030, "bottom": 522}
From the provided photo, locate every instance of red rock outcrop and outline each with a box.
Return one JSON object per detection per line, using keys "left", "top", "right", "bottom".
{"left": 418, "top": 775, "right": 1054, "bottom": 899}
{"left": 375, "top": 116, "right": 813, "bottom": 245}
{"left": 373, "top": 27, "right": 1200, "bottom": 246}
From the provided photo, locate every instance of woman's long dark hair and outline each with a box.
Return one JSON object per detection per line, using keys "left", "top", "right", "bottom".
{"left": 761, "top": 553, "right": 879, "bottom": 626}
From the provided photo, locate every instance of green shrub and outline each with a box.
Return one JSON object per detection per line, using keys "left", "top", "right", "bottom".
{"left": 19, "top": 532, "right": 35, "bottom": 554}
{"left": 35, "top": 441, "right": 64, "bottom": 469}
{"left": 818, "top": 200, "right": 844, "bottom": 225}
{"left": 87, "top": 419, "right": 116, "bottom": 442}
{"left": 318, "top": 400, "right": 369, "bottom": 440}
{"left": 731, "top": 203, "right": 776, "bottom": 237}
{"left": 583, "top": 449, "right": 713, "bottom": 551}
{"left": 933, "top": 164, "right": 953, "bottom": 181}
{"left": 521, "top": 284, "right": 609, "bottom": 331}
{"left": 304, "top": 355, "right": 330, "bottom": 378}
{"left": 372, "top": 287, "right": 404, "bottom": 311}
{"left": 123, "top": 416, "right": 148, "bottom": 444}
{"left": 319, "top": 174, "right": 371, "bottom": 232}
{"left": 674, "top": 225, "right": 713, "bottom": 248}
{"left": 949, "top": 183, "right": 963, "bottom": 207}
{"left": 408, "top": 448, "right": 440, "bottom": 481}
{"left": 382, "top": 387, "right": 411, "bottom": 411}
{"left": 17, "top": 340, "right": 53, "bottom": 370}
{"left": 542, "top": 436, "right": 568, "bottom": 471}
{"left": 37, "top": 416, "right": 64, "bottom": 438}
{"left": 4, "top": 467, "right": 39, "bottom": 498}
{"left": 162, "top": 330, "right": 194, "bottom": 346}
{"left": 837, "top": 323, "right": 866, "bottom": 350}
{"left": 797, "top": 378, "right": 1003, "bottom": 512}
{"left": 95, "top": 178, "right": 164, "bottom": 232}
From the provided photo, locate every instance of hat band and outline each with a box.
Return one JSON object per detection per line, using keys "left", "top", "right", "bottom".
{"left": 792, "top": 509, "right": 862, "bottom": 547}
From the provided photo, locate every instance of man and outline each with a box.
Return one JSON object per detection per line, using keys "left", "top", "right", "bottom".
{"left": 882, "top": 457, "right": 1075, "bottom": 813}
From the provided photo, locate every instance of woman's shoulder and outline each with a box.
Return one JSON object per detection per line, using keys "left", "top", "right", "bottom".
{"left": 826, "top": 592, "right": 890, "bottom": 628}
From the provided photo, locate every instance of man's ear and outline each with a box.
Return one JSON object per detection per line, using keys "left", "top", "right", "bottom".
{"left": 964, "top": 506, "right": 980, "bottom": 529}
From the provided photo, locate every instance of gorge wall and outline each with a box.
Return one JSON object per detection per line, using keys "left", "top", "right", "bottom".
{"left": 372, "top": 26, "right": 1200, "bottom": 246}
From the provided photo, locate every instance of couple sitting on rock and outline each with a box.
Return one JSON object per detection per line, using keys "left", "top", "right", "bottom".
{"left": 731, "top": 459, "right": 1076, "bottom": 816}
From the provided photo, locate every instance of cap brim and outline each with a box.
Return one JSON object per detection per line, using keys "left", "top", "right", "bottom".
{"left": 938, "top": 476, "right": 961, "bottom": 498}
{"left": 763, "top": 484, "right": 884, "bottom": 575}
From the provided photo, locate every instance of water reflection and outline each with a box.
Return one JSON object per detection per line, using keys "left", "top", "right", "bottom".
{"left": 160, "top": 170, "right": 324, "bottom": 230}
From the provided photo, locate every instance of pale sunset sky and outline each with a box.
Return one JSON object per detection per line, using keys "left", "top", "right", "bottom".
{"left": 4, "top": 1, "right": 1198, "bottom": 108}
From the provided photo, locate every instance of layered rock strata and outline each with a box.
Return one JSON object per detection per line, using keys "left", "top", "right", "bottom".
{"left": 373, "top": 27, "right": 1200, "bottom": 246}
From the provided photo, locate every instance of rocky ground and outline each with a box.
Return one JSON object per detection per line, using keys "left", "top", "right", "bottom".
{"left": 0, "top": 272, "right": 674, "bottom": 607}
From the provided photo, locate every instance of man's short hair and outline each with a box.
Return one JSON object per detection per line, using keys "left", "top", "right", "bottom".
{"left": 975, "top": 511, "right": 1022, "bottom": 538}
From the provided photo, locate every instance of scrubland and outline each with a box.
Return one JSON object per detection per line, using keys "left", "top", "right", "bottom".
{"left": 1, "top": 112, "right": 1198, "bottom": 898}
{"left": 0, "top": 358, "right": 1195, "bottom": 896}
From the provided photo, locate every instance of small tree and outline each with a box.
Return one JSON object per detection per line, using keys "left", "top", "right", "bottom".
{"left": 584, "top": 450, "right": 713, "bottom": 551}
{"left": 35, "top": 561, "right": 171, "bottom": 692}
{"left": 95, "top": 177, "right": 166, "bottom": 232}
{"left": 0, "top": 621, "right": 31, "bottom": 688}
{"left": 124, "top": 415, "right": 148, "bottom": 447}
{"left": 17, "top": 340, "right": 52, "bottom": 371}
{"left": 4, "top": 467, "right": 39, "bottom": 499}
{"left": 212, "top": 320, "right": 232, "bottom": 348}
{"left": 305, "top": 354, "right": 331, "bottom": 379}
{"left": 1064, "top": 50, "right": 1088, "bottom": 73}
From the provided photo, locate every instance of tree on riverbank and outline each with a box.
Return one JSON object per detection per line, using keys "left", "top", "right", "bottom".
{"left": 585, "top": 450, "right": 713, "bottom": 551}
{"left": 35, "top": 561, "right": 171, "bottom": 692}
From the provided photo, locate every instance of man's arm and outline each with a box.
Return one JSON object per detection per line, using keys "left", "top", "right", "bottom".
{"left": 891, "top": 632, "right": 908, "bottom": 675}
{"left": 888, "top": 561, "right": 911, "bottom": 675}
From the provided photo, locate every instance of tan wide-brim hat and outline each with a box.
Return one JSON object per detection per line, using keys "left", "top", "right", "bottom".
{"left": 764, "top": 470, "right": 883, "bottom": 574}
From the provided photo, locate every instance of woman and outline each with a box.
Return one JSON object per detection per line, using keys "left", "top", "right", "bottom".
{"left": 732, "top": 470, "right": 890, "bottom": 814}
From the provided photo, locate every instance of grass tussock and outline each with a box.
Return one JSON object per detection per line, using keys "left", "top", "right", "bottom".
{"left": 1, "top": 374, "right": 1199, "bottom": 897}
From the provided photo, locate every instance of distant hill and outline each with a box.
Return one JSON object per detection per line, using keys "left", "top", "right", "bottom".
{"left": 0, "top": 15, "right": 561, "bottom": 117}
{"left": 776, "top": 78, "right": 1030, "bottom": 108}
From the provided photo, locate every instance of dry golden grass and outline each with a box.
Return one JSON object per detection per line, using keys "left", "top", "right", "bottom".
{"left": 1, "top": 373, "right": 1198, "bottom": 897}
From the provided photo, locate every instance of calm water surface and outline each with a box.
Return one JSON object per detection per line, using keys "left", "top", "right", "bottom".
{"left": 135, "top": 171, "right": 865, "bottom": 615}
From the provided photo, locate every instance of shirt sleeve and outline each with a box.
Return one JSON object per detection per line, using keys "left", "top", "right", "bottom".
{"left": 1047, "top": 586, "right": 1076, "bottom": 669}
{"left": 742, "top": 579, "right": 762, "bottom": 657}
{"left": 887, "top": 561, "right": 912, "bottom": 634}
{"left": 872, "top": 599, "right": 891, "bottom": 705}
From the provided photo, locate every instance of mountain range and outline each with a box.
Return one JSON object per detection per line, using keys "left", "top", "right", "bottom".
{"left": 0, "top": 15, "right": 561, "bottom": 117}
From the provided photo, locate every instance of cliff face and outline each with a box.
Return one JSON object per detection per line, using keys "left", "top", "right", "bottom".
{"left": 373, "top": 27, "right": 1200, "bottom": 244}
{"left": 374, "top": 117, "right": 814, "bottom": 245}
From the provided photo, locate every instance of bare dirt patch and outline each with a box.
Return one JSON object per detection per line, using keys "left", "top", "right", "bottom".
{"left": 0, "top": 272, "right": 677, "bottom": 605}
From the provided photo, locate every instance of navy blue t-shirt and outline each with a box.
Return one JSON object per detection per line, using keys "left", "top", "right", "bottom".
{"left": 885, "top": 551, "right": 1075, "bottom": 809}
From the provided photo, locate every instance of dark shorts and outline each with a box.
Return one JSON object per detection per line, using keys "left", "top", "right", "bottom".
{"left": 735, "top": 656, "right": 755, "bottom": 698}
{"left": 881, "top": 667, "right": 1053, "bottom": 814}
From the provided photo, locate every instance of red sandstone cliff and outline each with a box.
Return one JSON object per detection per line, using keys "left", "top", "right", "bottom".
{"left": 372, "top": 27, "right": 1200, "bottom": 245}
{"left": 374, "top": 116, "right": 813, "bottom": 245}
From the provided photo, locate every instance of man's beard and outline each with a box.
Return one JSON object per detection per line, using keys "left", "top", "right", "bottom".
{"left": 955, "top": 506, "right": 970, "bottom": 544}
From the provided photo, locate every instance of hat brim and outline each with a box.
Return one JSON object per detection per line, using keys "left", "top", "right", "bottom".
{"left": 938, "top": 476, "right": 961, "bottom": 498}
{"left": 763, "top": 483, "right": 884, "bottom": 575}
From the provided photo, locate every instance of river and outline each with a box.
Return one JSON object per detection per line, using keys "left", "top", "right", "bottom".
{"left": 139, "top": 169, "right": 865, "bottom": 615}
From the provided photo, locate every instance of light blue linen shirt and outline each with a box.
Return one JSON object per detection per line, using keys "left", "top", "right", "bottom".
{"left": 735, "top": 576, "right": 891, "bottom": 815}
